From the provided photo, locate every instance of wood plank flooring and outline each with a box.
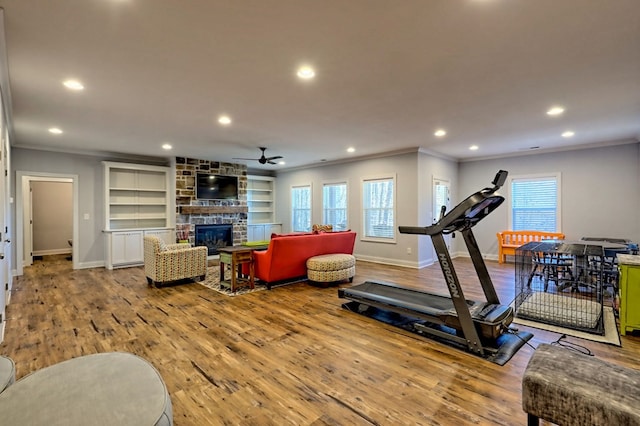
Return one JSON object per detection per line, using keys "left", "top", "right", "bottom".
{"left": 2, "top": 255, "right": 639, "bottom": 425}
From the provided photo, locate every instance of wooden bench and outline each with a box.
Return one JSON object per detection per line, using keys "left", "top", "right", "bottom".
{"left": 496, "top": 230, "right": 565, "bottom": 264}
{"left": 522, "top": 343, "right": 640, "bottom": 425}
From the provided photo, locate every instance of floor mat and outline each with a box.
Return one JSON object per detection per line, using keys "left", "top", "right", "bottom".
{"left": 514, "top": 306, "right": 621, "bottom": 346}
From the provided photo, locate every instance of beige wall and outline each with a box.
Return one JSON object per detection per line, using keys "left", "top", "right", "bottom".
{"left": 32, "top": 181, "right": 73, "bottom": 255}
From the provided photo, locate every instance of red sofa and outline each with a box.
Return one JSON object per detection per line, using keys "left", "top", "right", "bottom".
{"left": 253, "top": 231, "right": 357, "bottom": 289}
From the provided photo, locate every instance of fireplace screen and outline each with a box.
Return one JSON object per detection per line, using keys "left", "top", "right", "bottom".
{"left": 195, "top": 224, "right": 233, "bottom": 255}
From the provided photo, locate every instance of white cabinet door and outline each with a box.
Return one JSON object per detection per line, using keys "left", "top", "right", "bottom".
{"left": 267, "top": 224, "right": 282, "bottom": 236}
{"left": 110, "top": 231, "right": 144, "bottom": 267}
{"left": 247, "top": 225, "right": 266, "bottom": 242}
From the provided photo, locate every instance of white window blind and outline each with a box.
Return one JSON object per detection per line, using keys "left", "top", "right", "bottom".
{"left": 362, "top": 176, "right": 395, "bottom": 240}
{"left": 323, "top": 182, "right": 348, "bottom": 231}
{"left": 291, "top": 185, "right": 311, "bottom": 232}
{"left": 510, "top": 176, "right": 559, "bottom": 232}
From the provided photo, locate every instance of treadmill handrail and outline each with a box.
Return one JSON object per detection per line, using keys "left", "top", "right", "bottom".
{"left": 399, "top": 170, "right": 507, "bottom": 236}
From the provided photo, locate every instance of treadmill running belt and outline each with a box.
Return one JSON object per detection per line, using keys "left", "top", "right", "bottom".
{"left": 343, "top": 281, "right": 467, "bottom": 316}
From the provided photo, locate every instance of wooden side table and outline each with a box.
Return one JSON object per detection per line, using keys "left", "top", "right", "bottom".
{"left": 218, "top": 246, "right": 255, "bottom": 292}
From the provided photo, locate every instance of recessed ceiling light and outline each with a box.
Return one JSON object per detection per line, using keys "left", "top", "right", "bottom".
{"left": 546, "top": 106, "right": 565, "bottom": 116}
{"left": 63, "top": 79, "right": 84, "bottom": 90}
{"left": 296, "top": 66, "right": 315, "bottom": 80}
{"left": 469, "top": 145, "right": 479, "bottom": 151}
{"left": 347, "top": 147, "right": 355, "bottom": 153}
{"left": 162, "top": 143, "right": 172, "bottom": 150}
{"left": 218, "top": 115, "right": 232, "bottom": 125}
{"left": 278, "top": 161, "right": 285, "bottom": 165}
{"left": 434, "top": 129, "right": 447, "bottom": 137}
{"left": 48, "top": 127, "right": 63, "bottom": 134}
{"left": 562, "top": 131, "right": 575, "bottom": 138}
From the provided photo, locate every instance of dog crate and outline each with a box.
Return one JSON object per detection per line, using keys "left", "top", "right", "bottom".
{"left": 515, "top": 241, "right": 606, "bottom": 335}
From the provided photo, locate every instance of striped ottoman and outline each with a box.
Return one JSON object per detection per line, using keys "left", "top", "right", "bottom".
{"left": 307, "top": 253, "right": 356, "bottom": 285}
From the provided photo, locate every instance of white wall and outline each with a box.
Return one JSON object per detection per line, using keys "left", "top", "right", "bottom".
{"left": 416, "top": 151, "right": 458, "bottom": 266}
{"left": 275, "top": 150, "right": 456, "bottom": 268}
{"left": 11, "top": 148, "right": 171, "bottom": 270}
{"left": 458, "top": 142, "right": 640, "bottom": 259}
{"left": 31, "top": 181, "right": 73, "bottom": 255}
{"left": 12, "top": 149, "right": 105, "bottom": 268}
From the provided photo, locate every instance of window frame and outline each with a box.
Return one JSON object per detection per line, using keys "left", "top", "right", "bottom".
{"left": 361, "top": 174, "right": 396, "bottom": 243}
{"left": 322, "top": 180, "right": 348, "bottom": 231}
{"left": 507, "top": 172, "right": 562, "bottom": 232}
{"left": 290, "top": 183, "right": 312, "bottom": 232}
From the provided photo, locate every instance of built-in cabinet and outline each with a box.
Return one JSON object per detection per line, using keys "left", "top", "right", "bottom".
{"left": 247, "top": 223, "right": 282, "bottom": 242}
{"left": 103, "top": 162, "right": 173, "bottom": 269}
{"left": 247, "top": 175, "right": 281, "bottom": 242}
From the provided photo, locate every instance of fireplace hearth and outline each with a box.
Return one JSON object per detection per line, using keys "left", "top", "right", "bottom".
{"left": 195, "top": 224, "right": 233, "bottom": 255}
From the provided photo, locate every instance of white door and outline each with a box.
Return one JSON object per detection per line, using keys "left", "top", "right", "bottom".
{"left": 433, "top": 178, "right": 452, "bottom": 251}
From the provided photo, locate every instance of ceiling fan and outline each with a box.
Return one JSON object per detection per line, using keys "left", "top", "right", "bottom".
{"left": 233, "top": 147, "right": 283, "bottom": 165}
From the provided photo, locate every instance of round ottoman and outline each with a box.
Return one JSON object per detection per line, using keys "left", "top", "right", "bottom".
{"left": 307, "top": 253, "right": 356, "bottom": 285}
{"left": 0, "top": 352, "right": 173, "bottom": 426}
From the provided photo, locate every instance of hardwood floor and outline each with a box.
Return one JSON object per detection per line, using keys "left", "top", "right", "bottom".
{"left": 2, "top": 255, "right": 639, "bottom": 425}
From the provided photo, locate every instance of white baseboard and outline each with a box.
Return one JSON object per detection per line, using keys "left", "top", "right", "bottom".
{"left": 355, "top": 255, "right": 434, "bottom": 269}
{"left": 76, "top": 260, "right": 105, "bottom": 269}
{"left": 33, "top": 248, "right": 72, "bottom": 256}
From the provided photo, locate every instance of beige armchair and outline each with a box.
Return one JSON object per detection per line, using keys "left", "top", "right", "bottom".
{"left": 144, "top": 236, "right": 208, "bottom": 287}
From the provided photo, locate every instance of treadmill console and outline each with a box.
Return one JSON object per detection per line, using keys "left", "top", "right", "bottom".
{"left": 400, "top": 170, "right": 509, "bottom": 235}
{"left": 492, "top": 170, "right": 508, "bottom": 188}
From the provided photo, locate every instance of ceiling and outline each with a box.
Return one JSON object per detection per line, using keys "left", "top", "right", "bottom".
{"left": 0, "top": 0, "right": 638, "bottom": 170}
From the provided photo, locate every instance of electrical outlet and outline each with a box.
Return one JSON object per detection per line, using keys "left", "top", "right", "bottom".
{"left": 406, "top": 247, "right": 412, "bottom": 254}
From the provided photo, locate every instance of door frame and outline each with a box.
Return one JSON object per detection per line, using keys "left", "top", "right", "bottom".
{"left": 432, "top": 176, "right": 452, "bottom": 251}
{"left": 16, "top": 172, "right": 78, "bottom": 275}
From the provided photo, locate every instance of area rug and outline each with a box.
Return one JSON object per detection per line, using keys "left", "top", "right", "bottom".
{"left": 197, "top": 265, "right": 267, "bottom": 297}
{"left": 514, "top": 306, "right": 621, "bottom": 347}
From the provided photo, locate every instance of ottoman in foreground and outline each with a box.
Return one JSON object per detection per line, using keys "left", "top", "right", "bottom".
{"left": 0, "top": 352, "right": 173, "bottom": 425}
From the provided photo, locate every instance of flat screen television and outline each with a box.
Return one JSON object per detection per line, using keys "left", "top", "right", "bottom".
{"left": 196, "top": 173, "right": 239, "bottom": 200}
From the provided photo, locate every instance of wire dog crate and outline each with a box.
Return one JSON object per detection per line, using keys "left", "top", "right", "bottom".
{"left": 515, "top": 241, "right": 607, "bottom": 335}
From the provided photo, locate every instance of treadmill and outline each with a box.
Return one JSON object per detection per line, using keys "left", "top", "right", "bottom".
{"left": 339, "top": 170, "right": 533, "bottom": 365}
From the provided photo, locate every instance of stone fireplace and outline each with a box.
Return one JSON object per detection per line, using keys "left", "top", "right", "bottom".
{"left": 195, "top": 224, "right": 233, "bottom": 255}
{"left": 175, "top": 157, "right": 248, "bottom": 250}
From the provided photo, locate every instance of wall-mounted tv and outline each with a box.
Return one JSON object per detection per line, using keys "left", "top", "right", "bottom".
{"left": 196, "top": 173, "right": 239, "bottom": 200}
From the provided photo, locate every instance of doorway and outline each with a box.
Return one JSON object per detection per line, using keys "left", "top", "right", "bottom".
{"left": 16, "top": 172, "right": 79, "bottom": 275}
{"left": 433, "top": 177, "right": 451, "bottom": 251}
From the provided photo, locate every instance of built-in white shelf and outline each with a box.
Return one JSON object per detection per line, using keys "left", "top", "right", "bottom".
{"left": 103, "top": 161, "right": 174, "bottom": 268}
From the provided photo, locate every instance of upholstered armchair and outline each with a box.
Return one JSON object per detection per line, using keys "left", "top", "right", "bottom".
{"left": 143, "top": 236, "right": 208, "bottom": 287}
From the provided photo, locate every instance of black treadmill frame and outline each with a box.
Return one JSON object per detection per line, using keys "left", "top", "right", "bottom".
{"left": 339, "top": 170, "right": 532, "bottom": 362}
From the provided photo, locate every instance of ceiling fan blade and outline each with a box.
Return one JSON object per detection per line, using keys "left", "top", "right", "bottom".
{"left": 232, "top": 157, "right": 259, "bottom": 161}
{"left": 266, "top": 156, "right": 283, "bottom": 161}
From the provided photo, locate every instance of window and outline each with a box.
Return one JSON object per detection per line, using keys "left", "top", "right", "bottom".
{"left": 362, "top": 176, "right": 395, "bottom": 241}
{"left": 509, "top": 173, "right": 561, "bottom": 232}
{"left": 291, "top": 184, "right": 311, "bottom": 232}
{"left": 323, "top": 182, "right": 348, "bottom": 231}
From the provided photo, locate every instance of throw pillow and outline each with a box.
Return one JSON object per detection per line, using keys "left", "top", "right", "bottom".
{"left": 312, "top": 224, "right": 333, "bottom": 233}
